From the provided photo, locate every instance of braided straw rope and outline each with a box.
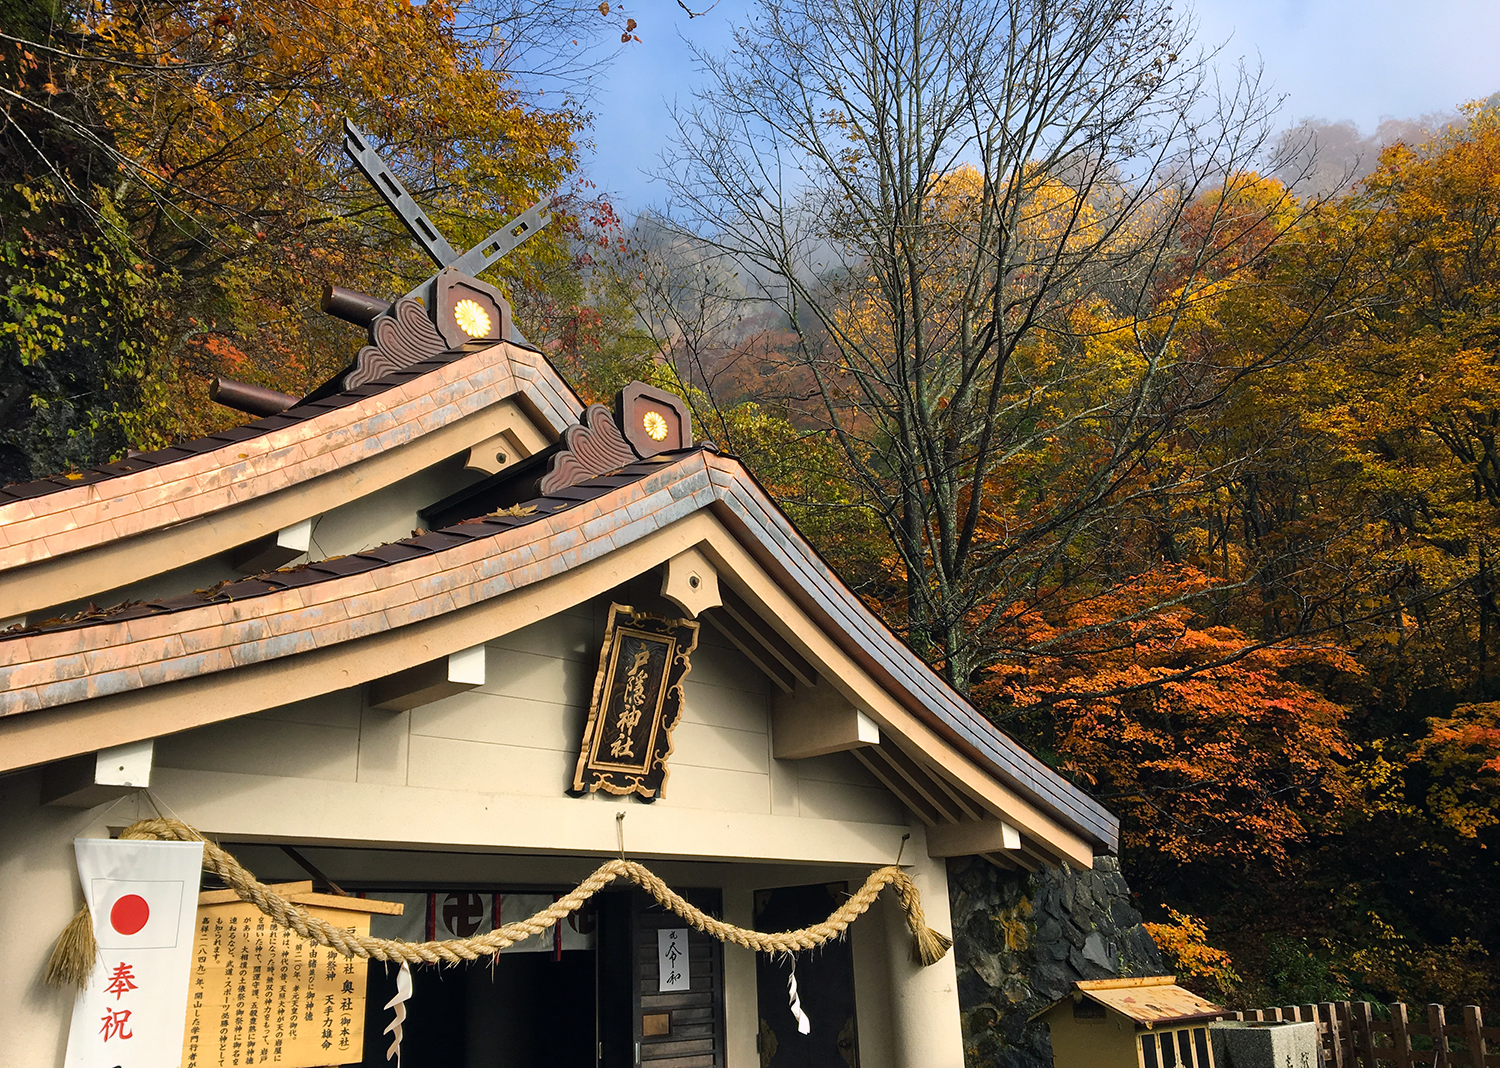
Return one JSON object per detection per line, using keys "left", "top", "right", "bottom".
{"left": 62, "top": 818, "right": 947, "bottom": 973}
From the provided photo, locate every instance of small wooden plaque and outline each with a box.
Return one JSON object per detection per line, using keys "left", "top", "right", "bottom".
{"left": 642, "top": 1012, "right": 672, "bottom": 1037}
{"left": 572, "top": 604, "right": 699, "bottom": 800}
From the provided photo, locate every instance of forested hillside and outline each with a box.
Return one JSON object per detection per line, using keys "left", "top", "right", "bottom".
{"left": 644, "top": 101, "right": 1500, "bottom": 1009}
{"left": 0, "top": 0, "right": 636, "bottom": 482}
{"left": 4, "top": 0, "right": 1499, "bottom": 1010}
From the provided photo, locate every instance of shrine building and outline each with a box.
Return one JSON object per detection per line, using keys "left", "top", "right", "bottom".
{"left": 0, "top": 266, "right": 1119, "bottom": 1068}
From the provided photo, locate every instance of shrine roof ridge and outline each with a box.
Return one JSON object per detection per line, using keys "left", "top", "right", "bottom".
{"left": 0, "top": 340, "right": 585, "bottom": 590}
{"left": 4, "top": 449, "right": 694, "bottom": 638}
{"left": 0, "top": 337, "right": 566, "bottom": 512}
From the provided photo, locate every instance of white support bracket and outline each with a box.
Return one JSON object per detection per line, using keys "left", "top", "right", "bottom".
{"left": 369, "top": 644, "right": 487, "bottom": 711}
{"left": 771, "top": 676, "right": 880, "bottom": 760}
{"left": 41, "top": 738, "right": 155, "bottom": 808}
{"left": 925, "top": 818, "right": 1023, "bottom": 857}
{"left": 231, "top": 517, "right": 315, "bottom": 574}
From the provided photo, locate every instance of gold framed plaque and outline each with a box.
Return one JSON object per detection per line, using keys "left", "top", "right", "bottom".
{"left": 572, "top": 604, "right": 699, "bottom": 800}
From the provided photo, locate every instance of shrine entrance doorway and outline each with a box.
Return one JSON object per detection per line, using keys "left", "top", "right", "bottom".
{"left": 753, "top": 883, "right": 861, "bottom": 1068}
{"left": 351, "top": 886, "right": 727, "bottom": 1068}
{"left": 356, "top": 887, "right": 627, "bottom": 1068}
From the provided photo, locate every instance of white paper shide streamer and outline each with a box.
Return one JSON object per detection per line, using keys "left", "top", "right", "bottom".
{"left": 383, "top": 961, "right": 413, "bottom": 1066}
{"left": 786, "top": 956, "right": 811, "bottom": 1035}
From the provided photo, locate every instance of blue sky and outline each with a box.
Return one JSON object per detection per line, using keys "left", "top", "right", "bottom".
{"left": 572, "top": 0, "right": 1500, "bottom": 213}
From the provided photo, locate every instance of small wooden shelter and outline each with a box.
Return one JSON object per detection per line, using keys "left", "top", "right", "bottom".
{"left": 1032, "top": 977, "right": 1226, "bottom": 1068}
{"left": 0, "top": 267, "right": 1121, "bottom": 1067}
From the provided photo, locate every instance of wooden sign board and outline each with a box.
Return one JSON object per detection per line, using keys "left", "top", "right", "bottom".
{"left": 572, "top": 604, "right": 699, "bottom": 800}
{"left": 182, "top": 883, "right": 402, "bottom": 1068}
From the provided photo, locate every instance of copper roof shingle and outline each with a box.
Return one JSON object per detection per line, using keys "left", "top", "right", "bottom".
{"left": 4, "top": 453, "right": 683, "bottom": 637}
{"left": 0, "top": 343, "right": 543, "bottom": 507}
{"left": 0, "top": 342, "right": 585, "bottom": 589}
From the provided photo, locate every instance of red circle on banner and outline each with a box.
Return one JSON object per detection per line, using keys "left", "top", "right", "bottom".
{"left": 110, "top": 894, "right": 150, "bottom": 935}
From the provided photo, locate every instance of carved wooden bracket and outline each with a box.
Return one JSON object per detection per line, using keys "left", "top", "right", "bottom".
{"left": 661, "top": 547, "right": 721, "bottom": 618}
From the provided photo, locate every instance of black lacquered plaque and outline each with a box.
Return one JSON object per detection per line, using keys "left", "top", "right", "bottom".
{"left": 572, "top": 604, "right": 699, "bottom": 800}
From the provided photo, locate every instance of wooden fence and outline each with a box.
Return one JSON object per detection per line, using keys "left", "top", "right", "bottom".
{"left": 1224, "top": 1002, "right": 1498, "bottom": 1067}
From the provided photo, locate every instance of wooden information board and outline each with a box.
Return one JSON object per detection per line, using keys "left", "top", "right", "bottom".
{"left": 181, "top": 882, "right": 402, "bottom": 1068}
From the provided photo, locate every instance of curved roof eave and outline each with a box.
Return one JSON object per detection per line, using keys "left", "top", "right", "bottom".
{"left": 0, "top": 342, "right": 585, "bottom": 617}
{"left": 0, "top": 448, "right": 1119, "bottom": 854}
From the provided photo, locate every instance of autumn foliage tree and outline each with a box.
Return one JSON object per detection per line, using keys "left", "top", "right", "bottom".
{"left": 653, "top": 44, "right": 1500, "bottom": 999}
{"left": 1, "top": 0, "right": 631, "bottom": 477}
{"left": 9, "top": 0, "right": 1500, "bottom": 1010}
{"left": 657, "top": 0, "right": 1356, "bottom": 693}
{"left": 977, "top": 566, "right": 1359, "bottom": 878}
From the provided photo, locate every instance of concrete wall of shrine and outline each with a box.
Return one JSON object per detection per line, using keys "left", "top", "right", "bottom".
{"left": 145, "top": 604, "right": 914, "bottom": 865}
{"left": 0, "top": 781, "right": 957, "bottom": 1068}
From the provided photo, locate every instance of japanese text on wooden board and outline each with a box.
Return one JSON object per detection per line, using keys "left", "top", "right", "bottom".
{"left": 658, "top": 928, "right": 691, "bottom": 992}
{"left": 182, "top": 903, "right": 369, "bottom": 1068}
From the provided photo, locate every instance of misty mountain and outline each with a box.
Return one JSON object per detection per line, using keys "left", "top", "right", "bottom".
{"left": 1268, "top": 111, "right": 1460, "bottom": 197}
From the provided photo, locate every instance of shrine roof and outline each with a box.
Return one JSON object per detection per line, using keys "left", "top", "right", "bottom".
{"left": 0, "top": 347, "right": 479, "bottom": 506}
{"left": 0, "top": 340, "right": 584, "bottom": 597}
{"left": 6, "top": 449, "right": 693, "bottom": 638}
{"left": 0, "top": 446, "right": 1121, "bottom": 855}
{"left": 1034, "top": 978, "right": 1226, "bottom": 1028}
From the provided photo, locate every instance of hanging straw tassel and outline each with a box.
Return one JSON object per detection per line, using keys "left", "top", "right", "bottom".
{"left": 44, "top": 902, "right": 98, "bottom": 988}
{"left": 911, "top": 922, "right": 954, "bottom": 967}
{"left": 891, "top": 871, "right": 953, "bottom": 966}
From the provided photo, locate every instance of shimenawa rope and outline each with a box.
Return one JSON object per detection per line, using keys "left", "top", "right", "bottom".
{"left": 46, "top": 817, "right": 951, "bottom": 988}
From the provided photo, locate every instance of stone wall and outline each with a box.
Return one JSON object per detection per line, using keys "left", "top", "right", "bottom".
{"left": 947, "top": 855, "right": 1166, "bottom": 1068}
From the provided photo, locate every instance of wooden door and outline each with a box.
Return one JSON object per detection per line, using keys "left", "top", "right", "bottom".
{"left": 632, "top": 889, "right": 727, "bottom": 1068}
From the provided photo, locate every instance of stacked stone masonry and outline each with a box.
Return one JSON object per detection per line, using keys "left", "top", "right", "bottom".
{"left": 948, "top": 855, "right": 1165, "bottom": 1068}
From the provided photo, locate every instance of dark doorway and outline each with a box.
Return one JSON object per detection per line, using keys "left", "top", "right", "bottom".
{"left": 361, "top": 950, "right": 597, "bottom": 1068}
{"left": 753, "top": 884, "right": 860, "bottom": 1068}
{"left": 359, "top": 890, "right": 638, "bottom": 1068}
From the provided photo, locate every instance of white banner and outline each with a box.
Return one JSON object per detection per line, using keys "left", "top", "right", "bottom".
{"left": 368, "top": 892, "right": 597, "bottom": 953}
{"left": 496, "top": 893, "right": 595, "bottom": 953}
{"left": 63, "top": 837, "right": 204, "bottom": 1068}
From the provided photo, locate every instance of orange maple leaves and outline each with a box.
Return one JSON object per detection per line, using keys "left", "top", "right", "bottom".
{"left": 1410, "top": 702, "right": 1500, "bottom": 839}
{"left": 978, "top": 566, "right": 1359, "bottom": 870}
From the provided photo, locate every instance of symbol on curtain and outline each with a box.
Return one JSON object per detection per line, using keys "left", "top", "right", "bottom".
{"left": 442, "top": 892, "right": 485, "bottom": 937}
